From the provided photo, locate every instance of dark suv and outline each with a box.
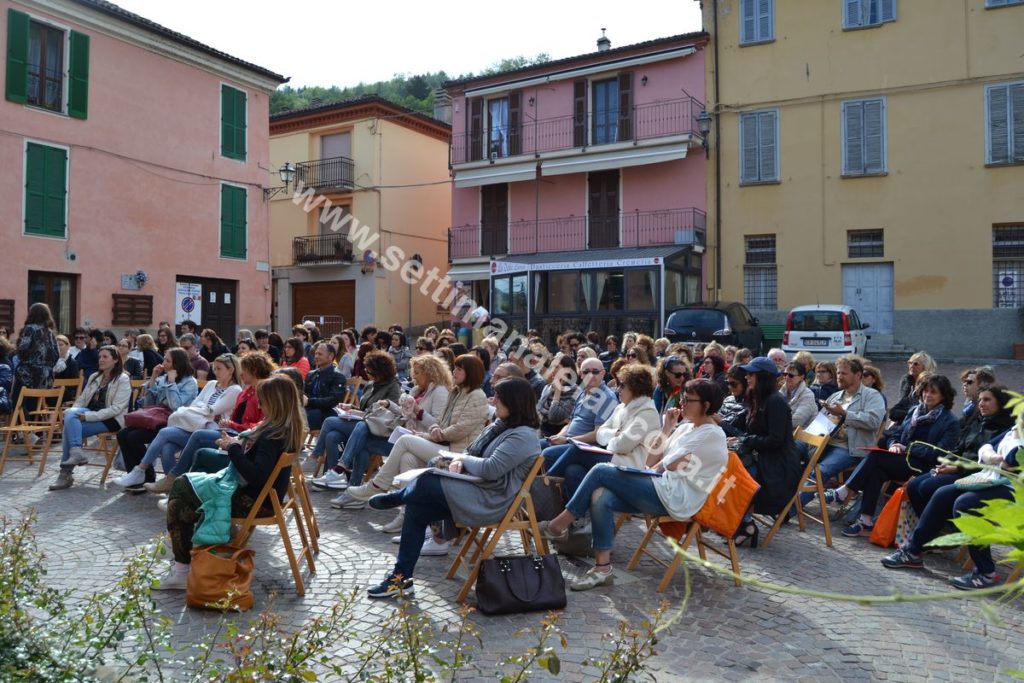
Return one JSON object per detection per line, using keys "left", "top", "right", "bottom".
{"left": 664, "top": 302, "right": 765, "bottom": 353}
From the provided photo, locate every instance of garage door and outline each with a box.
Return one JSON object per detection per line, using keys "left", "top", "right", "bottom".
{"left": 292, "top": 280, "right": 355, "bottom": 335}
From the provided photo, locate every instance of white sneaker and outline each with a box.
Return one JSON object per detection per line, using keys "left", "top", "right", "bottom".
{"left": 66, "top": 447, "right": 89, "bottom": 466}
{"left": 157, "top": 498, "right": 168, "bottom": 512}
{"left": 152, "top": 565, "right": 189, "bottom": 590}
{"left": 310, "top": 469, "right": 347, "bottom": 490}
{"left": 26, "top": 432, "right": 39, "bottom": 447}
{"left": 330, "top": 491, "right": 365, "bottom": 509}
{"left": 345, "top": 482, "right": 378, "bottom": 501}
{"left": 113, "top": 467, "right": 146, "bottom": 488}
{"left": 381, "top": 510, "right": 405, "bottom": 534}
{"left": 420, "top": 537, "right": 450, "bottom": 556}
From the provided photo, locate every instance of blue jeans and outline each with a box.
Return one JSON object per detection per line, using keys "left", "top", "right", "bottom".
{"left": 566, "top": 463, "right": 669, "bottom": 551}
{"left": 392, "top": 473, "right": 450, "bottom": 579}
{"left": 170, "top": 429, "right": 220, "bottom": 476}
{"left": 338, "top": 421, "right": 394, "bottom": 485}
{"left": 312, "top": 416, "right": 359, "bottom": 469}
{"left": 544, "top": 444, "right": 612, "bottom": 501}
{"left": 799, "top": 445, "right": 858, "bottom": 506}
{"left": 140, "top": 426, "right": 192, "bottom": 473}
{"left": 60, "top": 408, "right": 114, "bottom": 466}
{"left": 305, "top": 408, "right": 329, "bottom": 431}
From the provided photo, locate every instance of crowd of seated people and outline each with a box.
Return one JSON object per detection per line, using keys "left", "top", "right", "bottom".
{"left": 3, "top": 304, "right": 1021, "bottom": 601}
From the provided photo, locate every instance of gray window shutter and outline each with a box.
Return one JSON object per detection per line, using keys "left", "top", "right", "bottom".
{"left": 845, "top": 0, "right": 863, "bottom": 28}
{"left": 880, "top": 0, "right": 896, "bottom": 22}
{"left": 757, "top": 0, "right": 773, "bottom": 40}
{"left": 1013, "top": 83, "right": 1024, "bottom": 162}
{"left": 741, "top": 114, "right": 760, "bottom": 182}
{"left": 741, "top": 0, "right": 756, "bottom": 43}
{"left": 863, "top": 99, "right": 885, "bottom": 173}
{"left": 758, "top": 112, "right": 777, "bottom": 180}
{"left": 988, "top": 85, "right": 1009, "bottom": 164}
{"left": 844, "top": 101, "right": 864, "bottom": 174}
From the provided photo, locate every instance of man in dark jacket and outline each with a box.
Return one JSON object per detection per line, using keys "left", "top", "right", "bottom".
{"left": 303, "top": 342, "right": 347, "bottom": 429}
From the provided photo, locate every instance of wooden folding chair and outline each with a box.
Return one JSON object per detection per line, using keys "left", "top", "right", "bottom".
{"left": 231, "top": 451, "right": 316, "bottom": 596}
{"left": 52, "top": 376, "right": 83, "bottom": 408}
{"left": 287, "top": 463, "right": 320, "bottom": 552}
{"left": 0, "top": 387, "right": 66, "bottom": 476}
{"left": 763, "top": 430, "right": 833, "bottom": 548}
{"left": 342, "top": 377, "right": 363, "bottom": 405}
{"left": 446, "top": 456, "right": 548, "bottom": 603}
{"left": 129, "top": 379, "right": 147, "bottom": 410}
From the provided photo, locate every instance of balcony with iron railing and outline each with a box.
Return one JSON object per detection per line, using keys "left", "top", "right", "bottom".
{"left": 294, "top": 156, "right": 355, "bottom": 192}
{"left": 448, "top": 207, "right": 706, "bottom": 260}
{"left": 293, "top": 234, "right": 356, "bottom": 266}
{"left": 451, "top": 96, "right": 703, "bottom": 166}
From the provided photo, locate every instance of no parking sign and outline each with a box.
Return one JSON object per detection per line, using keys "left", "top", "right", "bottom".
{"left": 175, "top": 282, "right": 202, "bottom": 324}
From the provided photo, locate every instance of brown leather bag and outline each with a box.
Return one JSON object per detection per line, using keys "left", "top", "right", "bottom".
{"left": 186, "top": 545, "right": 255, "bottom": 611}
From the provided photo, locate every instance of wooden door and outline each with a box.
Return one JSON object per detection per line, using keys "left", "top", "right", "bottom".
{"left": 588, "top": 170, "right": 620, "bottom": 248}
{"left": 292, "top": 280, "right": 355, "bottom": 332}
{"left": 176, "top": 276, "right": 237, "bottom": 342}
{"left": 480, "top": 184, "right": 508, "bottom": 256}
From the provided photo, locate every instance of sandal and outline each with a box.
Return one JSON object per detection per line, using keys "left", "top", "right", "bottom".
{"left": 733, "top": 522, "right": 759, "bottom": 548}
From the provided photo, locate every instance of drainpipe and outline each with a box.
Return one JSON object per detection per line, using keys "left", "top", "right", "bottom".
{"left": 712, "top": 0, "right": 722, "bottom": 300}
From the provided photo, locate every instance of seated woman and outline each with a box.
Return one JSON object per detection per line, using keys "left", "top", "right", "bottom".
{"left": 53, "top": 335, "right": 81, "bottom": 381}
{"left": 155, "top": 375, "right": 305, "bottom": 590}
{"left": 389, "top": 331, "right": 412, "bottom": 381}
{"left": 653, "top": 356, "right": 690, "bottom": 415}
{"left": 716, "top": 365, "right": 749, "bottom": 436}
{"left": 336, "top": 354, "right": 488, "bottom": 510}
{"left": 113, "top": 354, "right": 242, "bottom": 489}
{"left": 699, "top": 355, "right": 729, "bottom": 394}
{"left": 862, "top": 364, "right": 887, "bottom": 409}
{"left": 540, "top": 379, "right": 728, "bottom": 590}
{"left": 281, "top": 336, "right": 311, "bottom": 380}
{"left": 115, "top": 348, "right": 198, "bottom": 492}
{"left": 311, "top": 354, "right": 452, "bottom": 493}
{"left": 198, "top": 328, "right": 230, "bottom": 365}
{"left": 362, "top": 377, "right": 542, "bottom": 598}
{"left": 810, "top": 361, "right": 839, "bottom": 402}
{"left": 781, "top": 361, "right": 818, "bottom": 430}
{"left": 544, "top": 364, "right": 661, "bottom": 502}
{"left": 116, "top": 338, "right": 145, "bottom": 380}
{"left": 308, "top": 350, "right": 401, "bottom": 474}
{"left": 881, "top": 384, "right": 1017, "bottom": 584}
{"left": 136, "top": 333, "right": 164, "bottom": 378}
{"left": 48, "top": 345, "right": 131, "bottom": 490}
{"left": 149, "top": 351, "right": 276, "bottom": 491}
{"left": 537, "top": 354, "right": 580, "bottom": 438}
{"left": 827, "top": 373, "right": 960, "bottom": 537}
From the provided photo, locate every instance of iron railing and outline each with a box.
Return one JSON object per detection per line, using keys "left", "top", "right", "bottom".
{"left": 448, "top": 207, "right": 706, "bottom": 259}
{"left": 293, "top": 234, "right": 356, "bottom": 265}
{"left": 294, "top": 156, "right": 355, "bottom": 192}
{"left": 451, "top": 96, "right": 703, "bottom": 165}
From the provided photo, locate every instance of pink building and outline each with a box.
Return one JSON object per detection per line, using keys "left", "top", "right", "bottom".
{"left": 444, "top": 31, "right": 708, "bottom": 341}
{"left": 0, "top": 0, "right": 286, "bottom": 340}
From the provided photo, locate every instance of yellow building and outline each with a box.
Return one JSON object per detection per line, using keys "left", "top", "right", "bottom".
{"left": 268, "top": 96, "right": 451, "bottom": 333}
{"left": 699, "top": 0, "right": 1024, "bottom": 357}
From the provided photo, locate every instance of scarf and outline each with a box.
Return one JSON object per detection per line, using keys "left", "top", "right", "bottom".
{"left": 466, "top": 419, "right": 507, "bottom": 457}
{"left": 909, "top": 403, "right": 944, "bottom": 430}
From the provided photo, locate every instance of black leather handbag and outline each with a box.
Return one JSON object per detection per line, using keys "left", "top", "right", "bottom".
{"left": 475, "top": 553, "right": 567, "bottom": 615}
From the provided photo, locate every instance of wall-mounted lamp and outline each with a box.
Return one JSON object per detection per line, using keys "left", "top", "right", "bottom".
{"left": 528, "top": 96, "right": 535, "bottom": 106}
{"left": 696, "top": 111, "right": 712, "bottom": 159}
{"left": 264, "top": 162, "right": 296, "bottom": 200}
{"left": 641, "top": 75, "right": 648, "bottom": 86}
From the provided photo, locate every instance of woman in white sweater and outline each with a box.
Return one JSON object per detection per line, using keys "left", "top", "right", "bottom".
{"left": 113, "top": 354, "right": 242, "bottom": 489}
{"left": 541, "top": 379, "right": 728, "bottom": 591}
{"left": 781, "top": 361, "right": 818, "bottom": 430}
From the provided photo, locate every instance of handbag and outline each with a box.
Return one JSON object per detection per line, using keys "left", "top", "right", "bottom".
{"left": 475, "top": 553, "right": 566, "bottom": 615}
{"left": 870, "top": 486, "right": 906, "bottom": 548}
{"left": 895, "top": 495, "right": 918, "bottom": 548}
{"left": 168, "top": 404, "right": 213, "bottom": 432}
{"left": 365, "top": 404, "right": 402, "bottom": 437}
{"left": 954, "top": 471, "right": 1011, "bottom": 491}
{"left": 692, "top": 451, "right": 761, "bottom": 538}
{"left": 186, "top": 544, "right": 255, "bottom": 611}
{"left": 124, "top": 404, "right": 172, "bottom": 430}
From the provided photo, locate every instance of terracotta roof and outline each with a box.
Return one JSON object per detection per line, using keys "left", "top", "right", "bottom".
{"left": 270, "top": 95, "right": 450, "bottom": 142}
{"left": 71, "top": 0, "right": 287, "bottom": 83}
{"left": 443, "top": 31, "right": 708, "bottom": 90}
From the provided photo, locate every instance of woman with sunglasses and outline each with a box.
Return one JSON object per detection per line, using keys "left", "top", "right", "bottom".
{"left": 653, "top": 356, "right": 690, "bottom": 415}
{"left": 622, "top": 346, "right": 649, "bottom": 367}
{"left": 541, "top": 379, "right": 727, "bottom": 590}
{"left": 716, "top": 365, "right": 749, "bottom": 436}
{"left": 781, "top": 361, "right": 817, "bottom": 430}
{"left": 700, "top": 355, "right": 729, "bottom": 395}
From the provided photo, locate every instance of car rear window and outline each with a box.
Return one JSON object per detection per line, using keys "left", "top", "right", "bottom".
{"left": 668, "top": 310, "right": 727, "bottom": 329}
{"left": 790, "top": 311, "right": 843, "bottom": 332}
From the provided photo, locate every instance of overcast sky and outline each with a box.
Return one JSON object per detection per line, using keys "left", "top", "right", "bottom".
{"left": 112, "top": 0, "right": 703, "bottom": 88}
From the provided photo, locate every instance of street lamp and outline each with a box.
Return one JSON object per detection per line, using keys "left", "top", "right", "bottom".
{"left": 697, "top": 111, "right": 712, "bottom": 159}
{"left": 264, "top": 162, "right": 296, "bottom": 200}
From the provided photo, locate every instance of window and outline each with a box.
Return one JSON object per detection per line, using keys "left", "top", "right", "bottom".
{"left": 842, "top": 98, "right": 886, "bottom": 176}
{"left": 220, "top": 184, "right": 247, "bottom": 259}
{"left": 548, "top": 272, "right": 583, "bottom": 312}
{"left": 625, "top": 269, "right": 657, "bottom": 310}
{"left": 221, "top": 84, "right": 247, "bottom": 161}
{"left": 595, "top": 272, "right": 624, "bottom": 310}
{"left": 843, "top": 0, "right": 896, "bottom": 29}
{"left": 739, "top": 110, "right": 779, "bottom": 183}
{"left": 487, "top": 97, "right": 509, "bottom": 158}
{"left": 5, "top": 9, "right": 89, "bottom": 118}
{"left": 28, "top": 271, "right": 76, "bottom": 333}
{"left": 111, "top": 294, "right": 153, "bottom": 326}
{"left": 739, "top": 0, "right": 774, "bottom": 45}
{"left": 491, "top": 277, "right": 511, "bottom": 314}
{"left": 986, "top": 0, "right": 1024, "bottom": 7}
{"left": 0, "top": 300, "right": 14, "bottom": 335}
{"left": 510, "top": 274, "right": 528, "bottom": 315}
{"left": 744, "top": 235, "right": 777, "bottom": 309}
{"left": 24, "top": 141, "right": 68, "bottom": 238}
{"left": 592, "top": 78, "right": 619, "bottom": 145}
{"left": 848, "top": 229, "right": 884, "bottom": 258}
{"left": 986, "top": 82, "right": 1024, "bottom": 165}
{"left": 993, "top": 225, "right": 1024, "bottom": 308}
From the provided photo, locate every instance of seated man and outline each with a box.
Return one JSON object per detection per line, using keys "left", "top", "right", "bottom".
{"left": 303, "top": 342, "right": 346, "bottom": 430}
{"left": 798, "top": 355, "right": 885, "bottom": 509}
{"left": 541, "top": 357, "right": 618, "bottom": 475}
{"left": 178, "top": 333, "right": 210, "bottom": 382}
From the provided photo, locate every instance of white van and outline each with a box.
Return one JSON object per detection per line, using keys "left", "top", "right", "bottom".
{"left": 782, "top": 305, "right": 869, "bottom": 361}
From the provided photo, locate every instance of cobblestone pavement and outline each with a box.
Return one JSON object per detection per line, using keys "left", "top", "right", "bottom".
{"left": 2, "top": 359, "right": 1023, "bottom": 681}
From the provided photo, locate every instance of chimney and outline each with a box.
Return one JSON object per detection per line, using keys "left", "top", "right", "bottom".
{"left": 597, "top": 28, "right": 611, "bottom": 52}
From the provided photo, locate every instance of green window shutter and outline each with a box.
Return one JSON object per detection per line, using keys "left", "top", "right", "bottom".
{"left": 5, "top": 8, "right": 29, "bottom": 104}
{"left": 220, "top": 184, "right": 246, "bottom": 258}
{"left": 221, "top": 85, "right": 247, "bottom": 160}
{"left": 68, "top": 31, "right": 89, "bottom": 119}
{"left": 25, "top": 142, "right": 67, "bottom": 237}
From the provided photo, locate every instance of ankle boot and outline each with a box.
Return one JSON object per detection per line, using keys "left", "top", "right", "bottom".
{"left": 145, "top": 474, "right": 177, "bottom": 494}
{"left": 49, "top": 469, "right": 73, "bottom": 491}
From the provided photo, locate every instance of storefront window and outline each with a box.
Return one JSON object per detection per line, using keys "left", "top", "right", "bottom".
{"left": 626, "top": 269, "right": 657, "bottom": 310}
{"left": 665, "top": 271, "right": 684, "bottom": 309}
{"left": 595, "top": 271, "right": 624, "bottom": 310}
{"left": 491, "top": 277, "right": 511, "bottom": 314}
{"left": 533, "top": 273, "right": 547, "bottom": 314}
{"left": 549, "top": 271, "right": 581, "bottom": 312}
{"left": 511, "top": 274, "right": 528, "bottom": 315}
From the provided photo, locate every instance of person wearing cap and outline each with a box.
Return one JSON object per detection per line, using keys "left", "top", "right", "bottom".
{"left": 797, "top": 354, "right": 886, "bottom": 509}
{"left": 728, "top": 356, "right": 803, "bottom": 547}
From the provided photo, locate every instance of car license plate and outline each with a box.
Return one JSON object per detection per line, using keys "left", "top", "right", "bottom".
{"left": 803, "top": 338, "right": 829, "bottom": 347}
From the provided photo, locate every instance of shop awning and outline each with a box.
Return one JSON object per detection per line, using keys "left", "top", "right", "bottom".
{"left": 541, "top": 143, "right": 689, "bottom": 177}
{"left": 453, "top": 160, "right": 538, "bottom": 188}
{"left": 445, "top": 262, "right": 492, "bottom": 281}
{"left": 492, "top": 245, "right": 690, "bottom": 274}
